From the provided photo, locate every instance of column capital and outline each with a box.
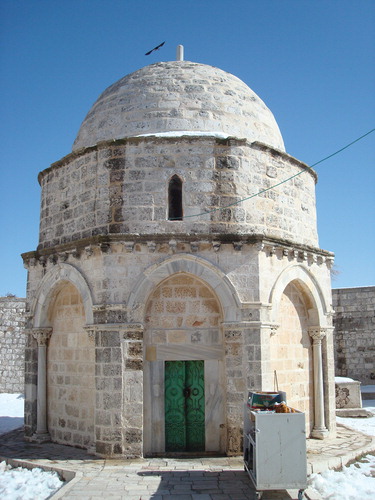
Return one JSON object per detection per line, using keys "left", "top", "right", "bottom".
{"left": 269, "top": 324, "right": 280, "bottom": 336}
{"left": 308, "top": 326, "right": 328, "bottom": 343}
{"left": 83, "top": 325, "right": 96, "bottom": 343}
{"left": 32, "top": 328, "right": 52, "bottom": 346}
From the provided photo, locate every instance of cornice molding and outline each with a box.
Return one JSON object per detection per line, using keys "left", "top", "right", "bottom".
{"left": 22, "top": 234, "right": 334, "bottom": 268}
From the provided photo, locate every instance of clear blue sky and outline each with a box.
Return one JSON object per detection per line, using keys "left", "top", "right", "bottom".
{"left": 0, "top": 0, "right": 374, "bottom": 297}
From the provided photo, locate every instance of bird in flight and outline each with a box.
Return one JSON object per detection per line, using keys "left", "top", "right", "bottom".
{"left": 145, "top": 41, "right": 165, "bottom": 56}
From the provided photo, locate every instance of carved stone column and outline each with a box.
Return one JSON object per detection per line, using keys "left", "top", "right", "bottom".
{"left": 309, "top": 327, "right": 329, "bottom": 439}
{"left": 32, "top": 327, "right": 52, "bottom": 442}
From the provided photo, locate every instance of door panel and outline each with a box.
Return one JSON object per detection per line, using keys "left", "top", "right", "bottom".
{"left": 165, "top": 360, "right": 205, "bottom": 452}
{"left": 185, "top": 360, "right": 205, "bottom": 451}
{"left": 165, "top": 361, "right": 186, "bottom": 451}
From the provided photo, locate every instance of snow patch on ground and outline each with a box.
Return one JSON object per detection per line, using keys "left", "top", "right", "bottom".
{"left": 0, "top": 461, "right": 64, "bottom": 500}
{"left": 309, "top": 454, "right": 375, "bottom": 500}
{"left": 337, "top": 402, "right": 375, "bottom": 436}
{"left": 0, "top": 394, "right": 64, "bottom": 499}
{"left": 335, "top": 376, "right": 355, "bottom": 383}
{"left": 310, "top": 402, "right": 375, "bottom": 499}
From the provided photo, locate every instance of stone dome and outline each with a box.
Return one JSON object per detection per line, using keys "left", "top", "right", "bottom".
{"left": 72, "top": 61, "right": 285, "bottom": 152}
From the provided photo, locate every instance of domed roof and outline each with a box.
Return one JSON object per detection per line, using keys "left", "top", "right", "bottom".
{"left": 72, "top": 61, "right": 285, "bottom": 152}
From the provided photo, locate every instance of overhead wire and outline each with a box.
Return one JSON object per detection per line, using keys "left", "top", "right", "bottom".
{"left": 178, "top": 127, "right": 375, "bottom": 220}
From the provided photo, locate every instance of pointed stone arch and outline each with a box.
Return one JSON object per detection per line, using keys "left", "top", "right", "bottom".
{"left": 268, "top": 264, "right": 329, "bottom": 327}
{"left": 31, "top": 263, "right": 94, "bottom": 327}
{"left": 128, "top": 254, "right": 241, "bottom": 324}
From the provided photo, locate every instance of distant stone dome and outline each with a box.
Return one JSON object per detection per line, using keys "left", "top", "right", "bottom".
{"left": 72, "top": 61, "right": 285, "bottom": 152}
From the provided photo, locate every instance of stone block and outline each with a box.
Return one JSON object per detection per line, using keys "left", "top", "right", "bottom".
{"left": 96, "top": 441, "right": 113, "bottom": 456}
{"left": 335, "top": 380, "right": 362, "bottom": 409}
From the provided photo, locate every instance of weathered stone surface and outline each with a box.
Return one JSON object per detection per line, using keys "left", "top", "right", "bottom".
{"left": 335, "top": 379, "right": 362, "bottom": 409}
{"left": 73, "top": 62, "right": 285, "bottom": 153}
{"left": 36, "top": 136, "right": 318, "bottom": 250}
{"left": 333, "top": 286, "right": 375, "bottom": 384}
{"left": 0, "top": 297, "right": 26, "bottom": 393}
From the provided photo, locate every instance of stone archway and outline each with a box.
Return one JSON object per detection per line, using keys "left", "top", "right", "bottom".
{"left": 47, "top": 281, "right": 95, "bottom": 448}
{"left": 269, "top": 264, "right": 328, "bottom": 327}
{"left": 128, "top": 254, "right": 241, "bottom": 324}
{"left": 269, "top": 281, "right": 314, "bottom": 434}
{"left": 29, "top": 264, "right": 95, "bottom": 446}
{"left": 128, "top": 254, "right": 241, "bottom": 456}
{"left": 32, "top": 263, "right": 94, "bottom": 328}
{"left": 268, "top": 264, "right": 334, "bottom": 438}
{"left": 143, "top": 273, "right": 226, "bottom": 455}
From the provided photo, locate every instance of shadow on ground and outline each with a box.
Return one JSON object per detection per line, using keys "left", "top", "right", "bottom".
{"left": 0, "top": 416, "right": 23, "bottom": 435}
{"left": 0, "top": 428, "right": 99, "bottom": 461}
{"left": 137, "top": 469, "right": 296, "bottom": 499}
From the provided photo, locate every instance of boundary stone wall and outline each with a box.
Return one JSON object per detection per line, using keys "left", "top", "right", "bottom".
{"left": 0, "top": 296, "right": 26, "bottom": 393}
{"left": 333, "top": 286, "right": 375, "bottom": 385}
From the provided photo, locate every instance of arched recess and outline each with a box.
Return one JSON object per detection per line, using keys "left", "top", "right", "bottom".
{"left": 131, "top": 255, "right": 240, "bottom": 456}
{"left": 31, "top": 264, "right": 94, "bottom": 327}
{"left": 269, "top": 264, "right": 329, "bottom": 327}
{"left": 30, "top": 264, "right": 95, "bottom": 449}
{"left": 128, "top": 254, "right": 241, "bottom": 324}
{"left": 268, "top": 264, "right": 330, "bottom": 437}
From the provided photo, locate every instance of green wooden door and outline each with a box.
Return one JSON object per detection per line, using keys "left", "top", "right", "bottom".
{"left": 165, "top": 360, "right": 205, "bottom": 452}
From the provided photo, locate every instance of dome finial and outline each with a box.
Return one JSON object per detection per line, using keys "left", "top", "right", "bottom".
{"left": 176, "top": 45, "right": 184, "bottom": 61}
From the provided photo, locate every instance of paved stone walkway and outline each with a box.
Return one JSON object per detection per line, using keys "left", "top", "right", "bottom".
{"left": 1, "top": 424, "right": 374, "bottom": 500}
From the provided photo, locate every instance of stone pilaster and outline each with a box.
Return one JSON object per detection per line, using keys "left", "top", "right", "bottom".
{"left": 309, "top": 326, "right": 329, "bottom": 439}
{"left": 122, "top": 323, "right": 144, "bottom": 458}
{"left": 92, "top": 325, "right": 123, "bottom": 457}
{"left": 223, "top": 322, "right": 261, "bottom": 455}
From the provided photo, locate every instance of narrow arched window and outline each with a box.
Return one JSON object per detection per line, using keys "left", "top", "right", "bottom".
{"left": 168, "top": 175, "right": 183, "bottom": 221}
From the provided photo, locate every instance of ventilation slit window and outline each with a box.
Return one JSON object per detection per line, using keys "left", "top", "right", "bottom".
{"left": 168, "top": 175, "right": 183, "bottom": 221}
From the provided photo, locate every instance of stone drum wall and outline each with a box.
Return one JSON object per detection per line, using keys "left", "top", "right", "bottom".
{"left": 333, "top": 286, "right": 375, "bottom": 385}
{"left": 0, "top": 296, "right": 26, "bottom": 393}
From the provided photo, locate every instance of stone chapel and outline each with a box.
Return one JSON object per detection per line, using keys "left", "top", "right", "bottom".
{"left": 22, "top": 48, "right": 336, "bottom": 458}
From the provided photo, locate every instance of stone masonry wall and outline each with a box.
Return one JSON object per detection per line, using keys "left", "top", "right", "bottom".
{"left": 333, "top": 286, "right": 375, "bottom": 385}
{"left": 0, "top": 296, "right": 26, "bottom": 393}
{"left": 37, "top": 137, "right": 318, "bottom": 251}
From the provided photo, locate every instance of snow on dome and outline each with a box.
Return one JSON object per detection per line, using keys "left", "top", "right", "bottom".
{"left": 72, "top": 61, "right": 285, "bottom": 152}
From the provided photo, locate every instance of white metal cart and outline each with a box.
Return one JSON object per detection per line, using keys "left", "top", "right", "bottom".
{"left": 243, "top": 406, "right": 307, "bottom": 499}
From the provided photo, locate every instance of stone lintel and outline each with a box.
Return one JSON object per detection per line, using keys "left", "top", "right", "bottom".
{"left": 223, "top": 321, "right": 279, "bottom": 330}
{"left": 84, "top": 323, "right": 144, "bottom": 335}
